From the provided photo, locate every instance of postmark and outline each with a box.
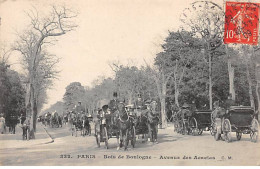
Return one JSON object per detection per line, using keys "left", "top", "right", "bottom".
{"left": 224, "top": 1, "right": 259, "bottom": 45}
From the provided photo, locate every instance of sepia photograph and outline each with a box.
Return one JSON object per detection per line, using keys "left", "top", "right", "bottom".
{"left": 0, "top": 0, "right": 259, "bottom": 166}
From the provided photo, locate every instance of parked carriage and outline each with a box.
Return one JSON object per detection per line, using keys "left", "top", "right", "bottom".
{"left": 173, "top": 109, "right": 192, "bottom": 135}
{"left": 173, "top": 108, "right": 211, "bottom": 136}
{"left": 212, "top": 106, "right": 259, "bottom": 143}
{"left": 188, "top": 110, "right": 212, "bottom": 135}
{"left": 172, "top": 110, "right": 183, "bottom": 134}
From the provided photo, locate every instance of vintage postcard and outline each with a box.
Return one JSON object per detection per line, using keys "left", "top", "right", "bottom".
{"left": 0, "top": 0, "right": 260, "bottom": 166}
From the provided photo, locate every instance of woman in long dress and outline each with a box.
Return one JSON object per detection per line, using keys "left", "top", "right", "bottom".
{"left": 0, "top": 114, "right": 6, "bottom": 134}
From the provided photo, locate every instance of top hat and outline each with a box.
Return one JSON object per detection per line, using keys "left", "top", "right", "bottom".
{"left": 182, "top": 103, "right": 190, "bottom": 108}
{"left": 113, "top": 92, "right": 118, "bottom": 97}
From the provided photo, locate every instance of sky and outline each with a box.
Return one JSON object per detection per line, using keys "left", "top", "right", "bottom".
{"left": 0, "top": 0, "right": 225, "bottom": 110}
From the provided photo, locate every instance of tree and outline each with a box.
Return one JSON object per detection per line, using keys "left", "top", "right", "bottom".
{"left": 238, "top": 45, "right": 257, "bottom": 109}
{"left": 63, "top": 82, "right": 86, "bottom": 112}
{"left": 180, "top": 1, "right": 224, "bottom": 109}
{"left": 13, "top": 5, "right": 77, "bottom": 134}
{"left": 0, "top": 50, "right": 26, "bottom": 125}
{"left": 109, "top": 63, "right": 156, "bottom": 104}
{"left": 42, "top": 101, "right": 64, "bottom": 116}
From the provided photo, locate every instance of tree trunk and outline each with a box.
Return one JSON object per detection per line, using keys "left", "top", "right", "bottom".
{"left": 228, "top": 59, "right": 235, "bottom": 100}
{"left": 32, "top": 96, "right": 37, "bottom": 132}
{"left": 226, "top": 45, "right": 235, "bottom": 100}
{"left": 160, "top": 82, "right": 167, "bottom": 128}
{"left": 174, "top": 83, "right": 180, "bottom": 107}
{"left": 246, "top": 62, "right": 255, "bottom": 109}
{"left": 173, "top": 68, "right": 180, "bottom": 107}
{"left": 256, "top": 81, "right": 260, "bottom": 112}
{"left": 29, "top": 83, "right": 35, "bottom": 139}
{"left": 209, "top": 53, "right": 213, "bottom": 110}
{"left": 252, "top": 47, "right": 260, "bottom": 116}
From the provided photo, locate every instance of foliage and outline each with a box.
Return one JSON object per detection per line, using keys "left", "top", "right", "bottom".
{"left": 63, "top": 82, "right": 86, "bottom": 112}
{"left": 0, "top": 58, "right": 26, "bottom": 125}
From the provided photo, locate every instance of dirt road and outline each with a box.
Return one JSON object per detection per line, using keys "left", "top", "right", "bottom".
{"left": 0, "top": 123, "right": 259, "bottom": 166}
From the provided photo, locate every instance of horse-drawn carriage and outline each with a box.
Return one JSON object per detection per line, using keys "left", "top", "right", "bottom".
{"left": 211, "top": 106, "right": 258, "bottom": 143}
{"left": 50, "top": 112, "right": 61, "bottom": 128}
{"left": 70, "top": 112, "right": 91, "bottom": 137}
{"left": 173, "top": 106, "right": 211, "bottom": 136}
{"left": 43, "top": 113, "right": 51, "bottom": 126}
{"left": 173, "top": 108, "right": 193, "bottom": 135}
{"left": 127, "top": 101, "right": 160, "bottom": 143}
{"left": 5, "top": 114, "right": 19, "bottom": 134}
{"left": 188, "top": 110, "right": 212, "bottom": 135}
{"left": 94, "top": 99, "right": 136, "bottom": 150}
{"left": 127, "top": 105, "right": 148, "bottom": 141}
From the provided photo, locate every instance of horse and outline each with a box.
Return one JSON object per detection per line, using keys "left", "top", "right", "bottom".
{"left": 81, "top": 115, "right": 91, "bottom": 136}
{"left": 68, "top": 112, "right": 76, "bottom": 135}
{"left": 50, "top": 112, "right": 59, "bottom": 128}
{"left": 115, "top": 102, "right": 132, "bottom": 150}
{"left": 211, "top": 101, "right": 226, "bottom": 138}
{"left": 147, "top": 101, "right": 160, "bottom": 143}
{"left": 63, "top": 115, "right": 68, "bottom": 125}
{"left": 7, "top": 115, "right": 18, "bottom": 134}
{"left": 44, "top": 113, "right": 51, "bottom": 127}
{"left": 73, "top": 114, "right": 82, "bottom": 137}
{"left": 58, "top": 116, "right": 63, "bottom": 128}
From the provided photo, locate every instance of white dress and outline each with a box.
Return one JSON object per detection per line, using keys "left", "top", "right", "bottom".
{"left": 0, "top": 117, "right": 5, "bottom": 133}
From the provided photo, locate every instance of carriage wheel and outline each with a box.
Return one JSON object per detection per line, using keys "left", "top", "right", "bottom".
{"left": 104, "top": 126, "right": 109, "bottom": 149}
{"left": 95, "top": 132, "right": 101, "bottom": 148}
{"left": 223, "top": 119, "right": 232, "bottom": 143}
{"left": 131, "top": 126, "right": 136, "bottom": 148}
{"left": 190, "top": 117, "right": 198, "bottom": 136}
{"left": 236, "top": 132, "right": 242, "bottom": 141}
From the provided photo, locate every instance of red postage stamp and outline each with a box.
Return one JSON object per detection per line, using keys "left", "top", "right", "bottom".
{"left": 224, "top": 1, "right": 259, "bottom": 45}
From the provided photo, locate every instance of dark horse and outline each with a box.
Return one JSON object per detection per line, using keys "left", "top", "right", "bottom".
{"left": 7, "top": 115, "right": 18, "bottom": 134}
{"left": 115, "top": 102, "right": 132, "bottom": 150}
{"left": 147, "top": 101, "right": 159, "bottom": 143}
{"left": 81, "top": 115, "right": 91, "bottom": 136}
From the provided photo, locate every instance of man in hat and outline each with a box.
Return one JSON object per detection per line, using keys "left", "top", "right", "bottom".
{"left": 224, "top": 94, "right": 236, "bottom": 110}
{"left": 134, "top": 94, "right": 145, "bottom": 110}
{"left": 75, "top": 101, "right": 85, "bottom": 115}
{"left": 108, "top": 92, "right": 119, "bottom": 114}
{"left": 181, "top": 102, "right": 192, "bottom": 120}
{"left": 190, "top": 100, "right": 197, "bottom": 112}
